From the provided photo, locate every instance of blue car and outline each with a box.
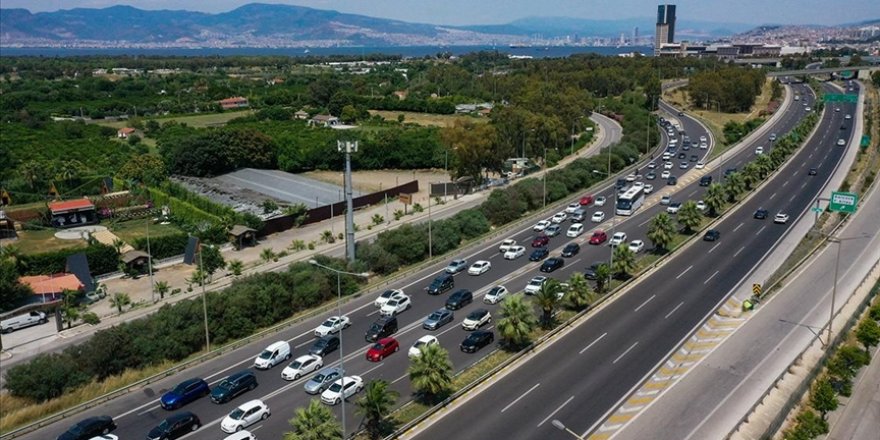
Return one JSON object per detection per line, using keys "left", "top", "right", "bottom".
{"left": 160, "top": 378, "right": 210, "bottom": 410}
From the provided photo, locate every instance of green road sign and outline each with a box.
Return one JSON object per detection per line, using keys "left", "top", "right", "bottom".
{"left": 824, "top": 94, "right": 858, "bottom": 103}
{"left": 829, "top": 191, "right": 858, "bottom": 214}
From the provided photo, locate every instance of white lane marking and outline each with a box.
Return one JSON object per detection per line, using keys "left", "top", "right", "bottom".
{"left": 733, "top": 222, "right": 744, "bottom": 232}
{"left": 676, "top": 265, "right": 693, "bottom": 280}
{"left": 708, "top": 242, "right": 721, "bottom": 254}
{"left": 537, "top": 395, "right": 575, "bottom": 427}
{"left": 358, "top": 362, "right": 385, "bottom": 377}
{"left": 688, "top": 189, "right": 699, "bottom": 198}
{"left": 734, "top": 246, "right": 745, "bottom": 257}
{"left": 704, "top": 270, "right": 720, "bottom": 285}
{"left": 757, "top": 225, "right": 766, "bottom": 235}
{"left": 634, "top": 295, "right": 656, "bottom": 312}
{"left": 808, "top": 153, "right": 813, "bottom": 158}
{"left": 801, "top": 182, "right": 807, "bottom": 189}
{"left": 580, "top": 332, "right": 608, "bottom": 354}
{"left": 782, "top": 180, "right": 789, "bottom": 187}
{"left": 613, "top": 342, "right": 639, "bottom": 364}
{"left": 489, "top": 253, "right": 500, "bottom": 259}
{"left": 639, "top": 218, "right": 652, "bottom": 227}
{"left": 501, "top": 383, "right": 541, "bottom": 413}
{"left": 392, "top": 373, "right": 409, "bottom": 385}
{"left": 790, "top": 195, "right": 797, "bottom": 202}
{"left": 664, "top": 302, "right": 684, "bottom": 319}
{"left": 769, "top": 192, "right": 777, "bottom": 200}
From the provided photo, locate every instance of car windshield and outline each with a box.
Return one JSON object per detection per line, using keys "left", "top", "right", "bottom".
{"left": 328, "top": 381, "right": 343, "bottom": 393}
{"left": 259, "top": 350, "right": 273, "bottom": 359}
{"left": 429, "top": 312, "right": 442, "bottom": 320}
{"left": 229, "top": 408, "right": 245, "bottom": 420}
{"left": 218, "top": 380, "right": 232, "bottom": 389}
{"left": 312, "top": 373, "right": 325, "bottom": 382}
{"left": 171, "top": 383, "right": 188, "bottom": 394}
{"left": 321, "top": 319, "right": 334, "bottom": 327}
{"left": 289, "top": 360, "right": 303, "bottom": 369}
{"left": 157, "top": 419, "right": 171, "bottom": 431}
{"left": 372, "top": 342, "right": 385, "bottom": 350}
{"left": 489, "top": 288, "right": 500, "bottom": 295}
{"left": 529, "top": 280, "right": 542, "bottom": 286}
{"left": 381, "top": 290, "right": 394, "bottom": 298}
{"left": 467, "top": 311, "right": 483, "bottom": 320}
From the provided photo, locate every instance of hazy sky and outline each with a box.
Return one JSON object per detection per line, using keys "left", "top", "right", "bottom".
{"left": 3, "top": 1, "right": 877, "bottom": 26}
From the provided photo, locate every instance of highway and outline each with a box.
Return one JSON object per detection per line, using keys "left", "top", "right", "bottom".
{"left": 408, "top": 83, "right": 856, "bottom": 440}
{"left": 16, "top": 82, "right": 810, "bottom": 440}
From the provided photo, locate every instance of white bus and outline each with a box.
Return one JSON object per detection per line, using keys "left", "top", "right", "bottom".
{"left": 616, "top": 186, "right": 645, "bottom": 216}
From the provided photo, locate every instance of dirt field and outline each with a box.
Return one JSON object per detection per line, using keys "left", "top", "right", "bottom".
{"left": 368, "top": 110, "right": 487, "bottom": 127}
{"left": 96, "top": 110, "right": 254, "bottom": 129}
{"left": 304, "top": 169, "right": 451, "bottom": 203}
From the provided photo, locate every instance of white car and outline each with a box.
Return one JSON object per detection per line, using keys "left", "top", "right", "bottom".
{"left": 695, "top": 161, "right": 705, "bottom": 169}
{"left": 774, "top": 213, "right": 790, "bottom": 224}
{"left": 609, "top": 232, "right": 627, "bottom": 247}
{"left": 594, "top": 196, "right": 607, "bottom": 207}
{"left": 314, "top": 316, "right": 351, "bottom": 337}
{"left": 628, "top": 240, "right": 645, "bottom": 253}
{"left": 281, "top": 354, "right": 323, "bottom": 381}
{"left": 462, "top": 308, "right": 492, "bottom": 331}
{"left": 566, "top": 223, "right": 585, "bottom": 237}
{"left": 660, "top": 195, "right": 671, "bottom": 205}
{"left": 696, "top": 200, "right": 707, "bottom": 211}
{"left": 625, "top": 173, "right": 637, "bottom": 182}
{"left": 755, "top": 146, "right": 764, "bottom": 155}
{"left": 632, "top": 181, "right": 645, "bottom": 190}
{"left": 837, "top": 139, "right": 846, "bottom": 146}
{"left": 591, "top": 211, "right": 605, "bottom": 223}
{"left": 647, "top": 161, "right": 657, "bottom": 169}
{"left": 484, "top": 285, "right": 508, "bottom": 304}
{"left": 805, "top": 106, "right": 811, "bottom": 111}
{"left": 551, "top": 212, "right": 568, "bottom": 223}
{"left": 321, "top": 376, "right": 364, "bottom": 405}
{"left": 503, "top": 245, "right": 526, "bottom": 260}
{"left": 565, "top": 202, "right": 581, "bottom": 214}
{"left": 374, "top": 289, "right": 405, "bottom": 308}
{"left": 643, "top": 184, "right": 654, "bottom": 194}
{"left": 700, "top": 142, "right": 708, "bottom": 149}
{"left": 533, "top": 220, "right": 551, "bottom": 232}
{"left": 468, "top": 260, "right": 491, "bottom": 276}
{"left": 221, "top": 399, "right": 270, "bottom": 433}
{"left": 664, "top": 161, "right": 673, "bottom": 169}
{"left": 408, "top": 335, "right": 439, "bottom": 358}
{"left": 700, "top": 135, "right": 707, "bottom": 143}
{"left": 679, "top": 162, "right": 689, "bottom": 169}
{"left": 661, "top": 170, "right": 671, "bottom": 179}
{"left": 380, "top": 294, "right": 411, "bottom": 316}
{"left": 845, "top": 114, "right": 852, "bottom": 120}
{"left": 524, "top": 276, "right": 548, "bottom": 294}
{"left": 666, "top": 202, "right": 681, "bottom": 214}
{"left": 499, "top": 239, "right": 517, "bottom": 253}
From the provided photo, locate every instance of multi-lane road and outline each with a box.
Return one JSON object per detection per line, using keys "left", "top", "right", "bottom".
{"left": 409, "top": 84, "right": 858, "bottom": 440}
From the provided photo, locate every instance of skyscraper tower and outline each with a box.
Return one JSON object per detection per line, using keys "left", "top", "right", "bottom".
{"left": 634, "top": 26, "right": 639, "bottom": 45}
{"left": 655, "top": 4, "right": 676, "bottom": 55}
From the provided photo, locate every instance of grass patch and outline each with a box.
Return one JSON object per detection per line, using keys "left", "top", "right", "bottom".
{"left": 0, "top": 360, "right": 178, "bottom": 434}
{"left": 368, "top": 110, "right": 487, "bottom": 127}
{"left": 108, "top": 218, "right": 183, "bottom": 244}
{"left": 14, "top": 229, "right": 87, "bottom": 255}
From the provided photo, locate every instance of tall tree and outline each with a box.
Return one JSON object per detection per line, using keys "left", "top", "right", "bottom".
{"left": 496, "top": 295, "right": 537, "bottom": 349}
{"left": 810, "top": 376, "right": 838, "bottom": 420}
{"left": 703, "top": 183, "right": 726, "bottom": 217}
{"left": 534, "top": 279, "right": 562, "bottom": 329}
{"left": 677, "top": 201, "right": 703, "bottom": 233}
{"left": 440, "top": 119, "right": 498, "bottom": 182}
{"left": 856, "top": 317, "right": 880, "bottom": 354}
{"left": 408, "top": 343, "right": 454, "bottom": 403}
{"left": 612, "top": 245, "right": 637, "bottom": 279}
{"left": 199, "top": 245, "right": 226, "bottom": 280}
{"left": 647, "top": 212, "right": 675, "bottom": 253}
{"left": 284, "top": 399, "right": 342, "bottom": 440}
{"left": 594, "top": 263, "right": 611, "bottom": 293}
{"left": 724, "top": 172, "right": 745, "bottom": 202}
{"left": 0, "top": 258, "right": 32, "bottom": 312}
{"left": 566, "top": 273, "right": 597, "bottom": 311}
{"left": 355, "top": 379, "right": 399, "bottom": 440}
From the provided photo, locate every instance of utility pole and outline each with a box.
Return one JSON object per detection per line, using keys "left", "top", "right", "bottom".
{"left": 338, "top": 140, "right": 358, "bottom": 263}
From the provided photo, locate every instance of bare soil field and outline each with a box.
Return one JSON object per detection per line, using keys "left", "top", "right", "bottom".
{"left": 304, "top": 169, "right": 451, "bottom": 202}
{"left": 368, "top": 110, "right": 487, "bottom": 127}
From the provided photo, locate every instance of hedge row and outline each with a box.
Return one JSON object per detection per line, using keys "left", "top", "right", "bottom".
{"left": 130, "top": 233, "right": 190, "bottom": 261}
{"left": 16, "top": 243, "right": 118, "bottom": 277}
{"left": 4, "top": 256, "right": 363, "bottom": 402}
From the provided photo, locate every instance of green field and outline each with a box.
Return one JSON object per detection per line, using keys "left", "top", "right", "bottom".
{"left": 368, "top": 110, "right": 487, "bottom": 127}
{"left": 97, "top": 110, "right": 254, "bottom": 130}
{"left": 14, "top": 229, "right": 87, "bottom": 255}
{"left": 108, "top": 218, "right": 183, "bottom": 243}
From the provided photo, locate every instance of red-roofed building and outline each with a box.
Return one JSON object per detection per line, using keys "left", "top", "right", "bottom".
{"left": 20, "top": 274, "right": 84, "bottom": 303}
{"left": 218, "top": 96, "right": 250, "bottom": 110}
{"left": 48, "top": 198, "right": 97, "bottom": 228}
{"left": 117, "top": 127, "right": 136, "bottom": 138}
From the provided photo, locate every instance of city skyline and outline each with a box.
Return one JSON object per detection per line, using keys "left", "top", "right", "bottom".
{"left": 2, "top": 0, "right": 877, "bottom": 27}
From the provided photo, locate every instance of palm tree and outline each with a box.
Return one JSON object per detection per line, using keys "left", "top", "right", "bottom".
{"left": 18, "top": 160, "right": 41, "bottom": 189}
{"left": 566, "top": 273, "right": 597, "bottom": 310}
{"left": 260, "top": 248, "right": 277, "bottom": 264}
{"left": 496, "top": 295, "right": 538, "bottom": 349}
{"left": 703, "top": 183, "right": 725, "bottom": 217}
{"left": 534, "top": 279, "right": 562, "bottom": 329}
{"left": 109, "top": 292, "right": 132, "bottom": 314}
{"left": 742, "top": 163, "right": 760, "bottom": 190}
{"left": 755, "top": 155, "right": 773, "bottom": 178}
{"left": 612, "top": 245, "right": 637, "bottom": 279}
{"left": 284, "top": 399, "right": 342, "bottom": 440}
{"left": 724, "top": 172, "right": 745, "bottom": 202}
{"left": 647, "top": 212, "right": 675, "bottom": 253}
{"left": 154, "top": 281, "right": 170, "bottom": 300}
{"left": 356, "top": 379, "right": 399, "bottom": 439}
{"left": 228, "top": 259, "right": 244, "bottom": 277}
{"left": 408, "top": 343, "right": 453, "bottom": 403}
{"left": 320, "top": 230, "right": 335, "bottom": 244}
{"left": 677, "top": 201, "right": 702, "bottom": 234}
{"left": 594, "top": 263, "right": 611, "bottom": 293}
{"left": 111, "top": 238, "right": 126, "bottom": 255}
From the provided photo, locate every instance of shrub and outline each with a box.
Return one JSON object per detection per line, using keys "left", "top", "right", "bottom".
{"left": 17, "top": 243, "right": 119, "bottom": 277}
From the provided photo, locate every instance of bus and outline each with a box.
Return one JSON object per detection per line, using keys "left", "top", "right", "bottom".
{"left": 616, "top": 186, "right": 645, "bottom": 216}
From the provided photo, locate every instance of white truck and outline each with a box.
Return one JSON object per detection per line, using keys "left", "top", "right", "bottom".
{"left": 1, "top": 311, "right": 48, "bottom": 333}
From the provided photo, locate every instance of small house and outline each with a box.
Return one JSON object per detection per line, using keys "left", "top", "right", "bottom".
{"left": 218, "top": 96, "right": 250, "bottom": 110}
{"left": 117, "top": 127, "right": 136, "bottom": 138}
{"left": 20, "top": 273, "right": 84, "bottom": 303}
{"left": 228, "top": 224, "right": 258, "bottom": 250}
{"left": 308, "top": 114, "right": 341, "bottom": 127}
{"left": 294, "top": 110, "right": 309, "bottom": 120}
{"left": 48, "top": 198, "right": 97, "bottom": 228}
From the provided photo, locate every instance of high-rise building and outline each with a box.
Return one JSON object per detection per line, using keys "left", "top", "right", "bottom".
{"left": 634, "top": 26, "right": 639, "bottom": 45}
{"left": 655, "top": 4, "right": 676, "bottom": 55}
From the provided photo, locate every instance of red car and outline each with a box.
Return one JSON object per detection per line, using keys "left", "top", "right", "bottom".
{"left": 366, "top": 337, "right": 399, "bottom": 362}
{"left": 579, "top": 194, "right": 594, "bottom": 206}
{"left": 589, "top": 230, "right": 608, "bottom": 245}
{"left": 531, "top": 235, "right": 550, "bottom": 247}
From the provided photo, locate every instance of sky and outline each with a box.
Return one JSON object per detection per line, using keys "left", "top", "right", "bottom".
{"left": 3, "top": 0, "right": 878, "bottom": 26}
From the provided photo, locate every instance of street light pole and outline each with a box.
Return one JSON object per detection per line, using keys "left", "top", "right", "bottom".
{"left": 198, "top": 246, "right": 210, "bottom": 352}
{"left": 308, "top": 260, "right": 369, "bottom": 439}
{"left": 543, "top": 146, "right": 547, "bottom": 209}
{"left": 337, "top": 140, "right": 358, "bottom": 264}
{"left": 823, "top": 230, "right": 869, "bottom": 347}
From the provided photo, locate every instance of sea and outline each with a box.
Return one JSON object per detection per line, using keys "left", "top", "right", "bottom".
{"left": 0, "top": 45, "right": 654, "bottom": 58}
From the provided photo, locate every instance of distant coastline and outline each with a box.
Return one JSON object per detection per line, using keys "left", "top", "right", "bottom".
{"left": 0, "top": 45, "right": 653, "bottom": 58}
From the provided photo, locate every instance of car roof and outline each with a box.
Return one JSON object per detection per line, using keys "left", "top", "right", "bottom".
{"left": 223, "top": 431, "right": 256, "bottom": 440}
{"left": 377, "top": 337, "right": 396, "bottom": 344}
{"left": 167, "top": 411, "right": 195, "bottom": 422}
{"left": 417, "top": 335, "right": 437, "bottom": 343}
{"left": 228, "top": 370, "right": 254, "bottom": 380}
{"left": 236, "top": 399, "right": 265, "bottom": 411}
{"left": 468, "top": 308, "right": 489, "bottom": 316}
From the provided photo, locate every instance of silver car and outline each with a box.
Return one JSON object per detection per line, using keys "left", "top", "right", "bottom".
{"left": 423, "top": 308, "right": 454, "bottom": 330}
{"left": 304, "top": 367, "right": 343, "bottom": 395}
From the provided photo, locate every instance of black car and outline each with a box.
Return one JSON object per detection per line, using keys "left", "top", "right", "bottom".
{"left": 703, "top": 229, "right": 721, "bottom": 241}
{"left": 460, "top": 330, "right": 495, "bottom": 353}
{"left": 667, "top": 176, "right": 678, "bottom": 186}
{"left": 529, "top": 247, "right": 550, "bottom": 261}
{"left": 754, "top": 208, "right": 769, "bottom": 220}
{"left": 426, "top": 273, "right": 454, "bottom": 295}
{"left": 57, "top": 416, "right": 117, "bottom": 440}
{"left": 540, "top": 257, "right": 564, "bottom": 273}
{"left": 309, "top": 335, "right": 340, "bottom": 356}
{"left": 616, "top": 178, "right": 627, "bottom": 189}
{"left": 584, "top": 262, "right": 605, "bottom": 280}
{"left": 561, "top": 243, "right": 580, "bottom": 258}
{"left": 677, "top": 152, "right": 687, "bottom": 159}
{"left": 690, "top": 154, "right": 699, "bottom": 162}
{"left": 446, "top": 289, "right": 473, "bottom": 310}
{"left": 699, "top": 175, "right": 712, "bottom": 187}
{"left": 147, "top": 411, "right": 201, "bottom": 440}
{"left": 724, "top": 168, "right": 737, "bottom": 177}
{"left": 211, "top": 370, "right": 257, "bottom": 404}
{"left": 365, "top": 316, "right": 398, "bottom": 342}
{"left": 808, "top": 168, "right": 818, "bottom": 176}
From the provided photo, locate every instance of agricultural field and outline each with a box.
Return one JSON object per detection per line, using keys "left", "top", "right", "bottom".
{"left": 369, "top": 110, "right": 488, "bottom": 127}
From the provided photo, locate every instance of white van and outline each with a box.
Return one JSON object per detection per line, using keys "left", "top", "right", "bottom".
{"left": 566, "top": 223, "right": 585, "bottom": 238}
{"left": 0, "top": 311, "right": 48, "bottom": 333}
{"left": 253, "top": 341, "right": 291, "bottom": 369}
